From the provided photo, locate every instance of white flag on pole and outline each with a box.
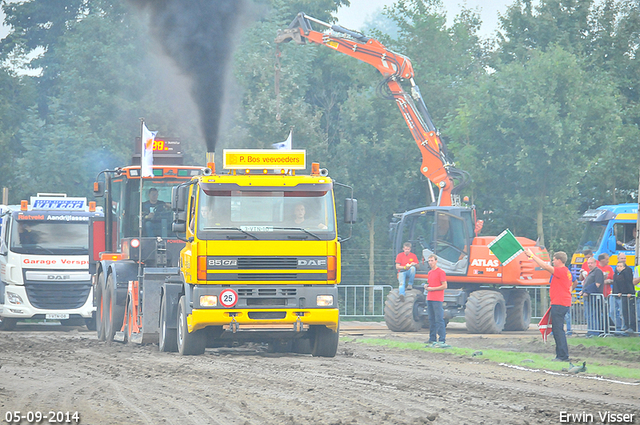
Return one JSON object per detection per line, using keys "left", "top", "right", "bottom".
{"left": 141, "top": 123, "right": 157, "bottom": 178}
{"left": 272, "top": 129, "right": 292, "bottom": 150}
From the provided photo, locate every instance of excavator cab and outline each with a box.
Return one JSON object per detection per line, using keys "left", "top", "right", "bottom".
{"left": 391, "top": 207, "right": 474, "bottom": 276}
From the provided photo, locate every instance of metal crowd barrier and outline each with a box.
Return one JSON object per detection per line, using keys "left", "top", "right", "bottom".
{"left": 566, "top": 293, "right": 639, "bottom": 337}
{"left": 337, "top": 283, "right": 640, "bottom": 336}
{"left": 338, "top": 284, "right": 392, "bottom": 318}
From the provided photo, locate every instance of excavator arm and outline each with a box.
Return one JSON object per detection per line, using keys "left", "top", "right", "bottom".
{"left": 276, "top": 13, "right": 468, "bottom": 206}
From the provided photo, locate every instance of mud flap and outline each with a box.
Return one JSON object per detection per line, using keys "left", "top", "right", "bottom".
{"left": 162, "top": 276, "right": 183, "bottom": 331}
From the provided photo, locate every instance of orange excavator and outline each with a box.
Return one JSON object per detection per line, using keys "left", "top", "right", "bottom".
{"left": 277, "top": 13, "right": 550, "bottom": 333}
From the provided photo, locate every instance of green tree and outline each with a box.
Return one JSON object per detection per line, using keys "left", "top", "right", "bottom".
{"left": 448, "top": 46, "right": 622, "bottom": 251}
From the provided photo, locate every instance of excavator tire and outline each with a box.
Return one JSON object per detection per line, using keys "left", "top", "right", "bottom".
{"left": 384, "top": 289, "right": 425, "bottom": 332}
{"left": 503, "top": 289, "right": 531, "bottom": 331}
{"left": 465, "top": 290, "right": 506, "bottom": 334}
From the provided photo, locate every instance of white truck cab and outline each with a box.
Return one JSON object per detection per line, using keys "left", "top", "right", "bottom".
{"left": 0, "top": 194, "right": 103, "bottom": 330}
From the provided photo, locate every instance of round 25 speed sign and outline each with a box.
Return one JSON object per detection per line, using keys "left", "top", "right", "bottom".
{"left": 219, "top": 289, "right": 238, "bottom": 308}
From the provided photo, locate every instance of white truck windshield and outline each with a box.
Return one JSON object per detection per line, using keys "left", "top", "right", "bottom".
{"left": 10, "top": 220, "right": 89, "bottom": 255}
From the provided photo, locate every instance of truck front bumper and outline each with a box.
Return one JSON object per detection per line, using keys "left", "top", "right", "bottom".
{"left": 188, "top": 307, "right": 339, "bottom": 333}
{"left": 0, "top": 285, "right": 95, "bottom": 320}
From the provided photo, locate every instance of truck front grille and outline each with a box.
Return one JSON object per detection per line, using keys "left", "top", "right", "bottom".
{"left": 24, "top": 282, "right": 91, "bottom": 309}
{"left": 238, "top": 257, "right": 297, "bottom": 269}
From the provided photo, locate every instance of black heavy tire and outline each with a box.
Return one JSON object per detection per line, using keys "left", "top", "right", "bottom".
{"left": 177, "top": 295, "right": 206, "bottom": 356}
{"left": 95, "top": 272, "right": 106, "bottom": 341}
{"left": 292, "top": 337, "right": 312, "bottom": 354}
{"left": 384, "top": 289, "right": 425, "bottom": 332}
{"left": 504, "top": 289, "right": 531, "bottom": 331}
{"left": 267, "top": 340, "right": 293, "bottom": 353}
{"left": 465, "top": 290, "right": 506, "bottom": 334}
{"left": 159, "top": 294, "right": 178, "bottom": 352}
{"left": 85, "top": 317, "right": 97, "bottom": 331}
{"left": 0, "top": 317, "right": 17, "bottom": 331}
{"left": 311, "top": 323, "right": 339, "bottom": 357}
{"left": 104, "top": 274, "right": 125, "bottom": 342}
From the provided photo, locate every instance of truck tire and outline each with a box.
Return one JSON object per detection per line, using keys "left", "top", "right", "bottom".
{"left": 104, "top": 274, "right": 125, "bottom": 342}
{"left": 311, "top": 323, "right": 339, "bottom": 357}
{"left": 85, "top": 317, "right": 97, "bottom": 331}
{"left": 503, "top": 289, "right": 531, "bottom": 331}
{"left": 95, "top": 272, "right": 106, "bottom": 341}
{"left": 465, "top": 290, "right": 506, "bottom": 334}
{"left": 384, "top": 289, "right": 426, "bottom": 332}
{"left": 292, "top": 337, "right": 312, "bottom": 354}
{"left": 177, "top": 295, "right": 206, "bottom": 355}
{"left": 267, "top": 340, "right": 293, "bottom": 353}
{"left": 159, "top": 294, "right": 178, "bottom": 353}
{"left": 0, "top": 317, "right": 17, "bottom": 331}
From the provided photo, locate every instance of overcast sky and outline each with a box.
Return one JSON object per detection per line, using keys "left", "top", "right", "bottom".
{"left": 335, "top": 0, "right": 512, "bottom": 37}
{"left": 0, "top": 0, "right": 511, "bottom": 44}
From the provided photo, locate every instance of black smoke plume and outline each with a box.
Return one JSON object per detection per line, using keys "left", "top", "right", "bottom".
{"left": 131, "top": 0, "right": 245, "bottom": 152}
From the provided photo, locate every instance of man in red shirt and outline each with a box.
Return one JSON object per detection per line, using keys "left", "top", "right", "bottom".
{"left": 526, "top": 249, "right": 572, "bottom": 361}
{"left": 597, "top": 253, "right": 614, "bottom": 297}
{"left": 424, "top": 254, "right": 448, "bottom": 347}
{"left": 395, "top": 242, "right": 419, "bottom": 301}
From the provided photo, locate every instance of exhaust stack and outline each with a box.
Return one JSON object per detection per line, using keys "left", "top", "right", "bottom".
{"left": 206, "top": 152, "right": 215, "bottom": 174}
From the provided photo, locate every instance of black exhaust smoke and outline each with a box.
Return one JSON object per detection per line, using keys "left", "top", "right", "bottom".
{"left": 131, "top": 0, "right": 245, "bottom": 152}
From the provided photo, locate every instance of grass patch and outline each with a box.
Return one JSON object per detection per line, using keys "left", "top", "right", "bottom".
{"left": 568, "top": 335, "right": 640, "bottom": 352}
{"left": 343, "top": 337, "right": 640, "bottom": 381}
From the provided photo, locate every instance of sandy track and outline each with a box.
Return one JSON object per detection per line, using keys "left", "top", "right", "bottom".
{"left": 0, "top": 325, "right": 638, "bottom": 425}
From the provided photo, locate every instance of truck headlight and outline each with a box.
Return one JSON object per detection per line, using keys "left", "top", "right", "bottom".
{"left": 316, "top": 295, "right": 334, "bottom": 307}
{"left": 200, "top": 295, "right": 218, "bottom": 307}
{"left": 7, "top": 291, "right": 24, "bottom": 305}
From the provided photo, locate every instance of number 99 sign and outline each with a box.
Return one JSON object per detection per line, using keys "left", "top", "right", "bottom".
{"left": 219, "top": 289, "right": 238, "bottom": 308}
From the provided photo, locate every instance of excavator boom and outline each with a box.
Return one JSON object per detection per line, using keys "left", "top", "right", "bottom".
{"left": 276, "top": 13, "right": 467, "bottom": 206}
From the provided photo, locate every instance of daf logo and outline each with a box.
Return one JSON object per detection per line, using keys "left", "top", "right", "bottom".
{"left": 47, "top": 275, "right": 71, "bottom": 280}
{"left": 298, "top": 259, "right": 326, "bottom": 266}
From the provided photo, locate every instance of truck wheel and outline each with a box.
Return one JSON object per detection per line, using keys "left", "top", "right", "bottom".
{"left": 104, "top": 274, "right": 125, "bottom": 342}
{"left": 0, "top": 317, "right": 17, "bottom": 331}
{"left": 384, "top": 289, "right": 426, "bottom": 332}
{"left": 177, "top": 295, "right": 205, "bottom": 355}
{"left": 311, "top": 323, "right": 339, "bottom": 357}
{"left": 95, "top": 272, "right": 106, "bottom": 341}
{"left": 503, "top": 289, "right": 531, "bottom": 331}
{"left": 465, "top": 290, "right": 506, "bottom": 334}
{"left": 85, "top": 317, "right": 97, "bottom": 331}
{"left": 159, "top": 294, "right": 178, "bottom": 353}
{"left": 267, "top": 340, "right": 293, "bottom": 353}
{"left": 292, "top": 337, "right": 312, "bottom": 354}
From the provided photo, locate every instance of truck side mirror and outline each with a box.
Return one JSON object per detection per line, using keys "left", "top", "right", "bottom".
{"left": 172, "top": 211, "right": 187, "bottom": 234}
{"left": 171, "top": 185, "right": 188, "bottom": 212}
{"left": 93, "top": 181, "right": 104, "bottom": 197}
{"left": 344, "top": 198, "right": 357, "bottom": 224}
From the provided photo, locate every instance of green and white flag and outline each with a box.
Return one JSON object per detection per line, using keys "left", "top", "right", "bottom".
{"left": 488, "top": 229, "right": 524, "bottom": 266}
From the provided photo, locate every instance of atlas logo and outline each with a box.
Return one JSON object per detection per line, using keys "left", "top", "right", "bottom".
{"left": 298, "top": 259, "right": 326, "bottom": 266}
{"left": 471, "top": 259, "right": 500, "bottom": 268}
{"left": 47, "top": 275, "right": 71, "bottom": 280}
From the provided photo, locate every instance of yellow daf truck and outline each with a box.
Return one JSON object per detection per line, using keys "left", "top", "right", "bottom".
{"left": 94, "top": 148, "right": 356, "bottom": 357}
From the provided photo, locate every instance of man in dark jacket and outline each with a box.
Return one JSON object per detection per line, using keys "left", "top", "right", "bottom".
{"left": 580, "top": 257, "right": 604, "bottom": 336}
{"left": 613, "top": 259, "right": 636, "bottom": 333}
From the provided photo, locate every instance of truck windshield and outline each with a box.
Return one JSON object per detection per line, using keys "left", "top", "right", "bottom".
{"left": 576, "top": 222, "right": 606, "bottom": 252}
{"left": 197, "top": 187, "right": 336, "bottom": 240}
{"left": 10, "top": 219, "right": 89, "bottom": 255}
